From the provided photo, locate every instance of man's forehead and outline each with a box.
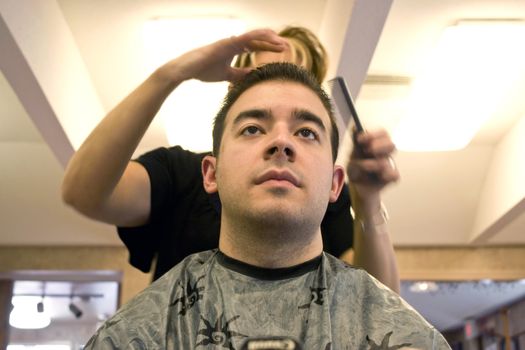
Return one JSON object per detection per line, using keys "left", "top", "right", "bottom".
{"left": 226, "top": 80, "right": 329, "bottom": 122}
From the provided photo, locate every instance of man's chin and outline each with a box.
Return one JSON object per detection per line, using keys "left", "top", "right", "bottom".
{"left": 251, "top": 205, "right": 305, "bottom": 227}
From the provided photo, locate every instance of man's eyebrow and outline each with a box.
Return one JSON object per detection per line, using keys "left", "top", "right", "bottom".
{"left": 231, "top": 108, "right": 327, "bottom": 132}
{"left": 293, "top": 109, "right": 327, "bottom": 132}
{"left": 232, "top": 109, "right": 270, "bottom": 125}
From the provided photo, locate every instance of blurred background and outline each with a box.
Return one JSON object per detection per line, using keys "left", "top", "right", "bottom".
{"left": 1, "top": 0, "right": 524, "bottom": 349}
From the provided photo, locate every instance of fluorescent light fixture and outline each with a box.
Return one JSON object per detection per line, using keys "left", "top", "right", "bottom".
{"left": 394, "top": 20, "right": 525, "bottom": 151}
{"left": 143, "top": 18, "right": 247, "bottom": 152}
{"left": 479, "top": 278, "right": 493, "bottom": 285}
{"left": 9, "top": 296, "right": 51, "bottom": 329}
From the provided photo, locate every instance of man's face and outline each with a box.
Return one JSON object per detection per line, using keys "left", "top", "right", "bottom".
{"left": 203, "top": 81, "right": 344, "bottom": 230}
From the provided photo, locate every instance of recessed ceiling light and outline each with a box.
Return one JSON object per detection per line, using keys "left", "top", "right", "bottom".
{"left": 394, "top": 20, "right": 525, "bottom": 151}
{"left": 409, "top": 281, "right": 439, "bottom": 293}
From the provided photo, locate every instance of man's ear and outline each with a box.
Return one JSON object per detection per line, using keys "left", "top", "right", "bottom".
{"left": 202, "top": 155, "right": 218, "bottom": 194}
{"left": 329, "top": 165, "right": 346, "bottom": 203}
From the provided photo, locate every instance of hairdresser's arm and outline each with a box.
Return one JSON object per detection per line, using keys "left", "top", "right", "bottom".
{"left": 343, "top": 129, "right": 401, "bottom": 292}
{"left": 62, "top": 29, "right": 287, "bottom": 226}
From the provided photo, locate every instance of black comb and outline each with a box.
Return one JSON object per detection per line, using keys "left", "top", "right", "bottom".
{"left": 327, "top": 76, "right": 364, "bottom": 136}
{"left": 327, "top": 76, "right": 380, "bottom": 182}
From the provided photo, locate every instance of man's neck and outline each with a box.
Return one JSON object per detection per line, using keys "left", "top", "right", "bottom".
{"left": 218, "top": 219, "right": 323, "bottom": 268}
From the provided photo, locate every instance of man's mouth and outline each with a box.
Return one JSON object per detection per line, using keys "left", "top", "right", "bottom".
{"left": 255, "top": 169, "right": 301, "bottom": 187}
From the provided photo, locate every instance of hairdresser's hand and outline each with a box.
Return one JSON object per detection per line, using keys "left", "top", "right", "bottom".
{"left": 161, "top": 29, "right": 287, "bottom": 84}
{"left": 347, "top": 129, "right": 400, "bottom": 199}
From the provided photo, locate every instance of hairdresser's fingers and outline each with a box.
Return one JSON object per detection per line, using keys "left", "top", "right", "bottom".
{"left": 226, "top": 67, "right": 253, "bottom": 83}
{"left": 231, "top": 29, "right": 287, "bottom": 54}
{"left": 245, "top": 39, "right": 289, "bottom": 53}
{"left": 347, "top": 157, "right": 400, "bottom": 185}
{"left": 353, "top": 129, "right": 396, "bottom": 159}
{"left": 225, "top": 30, "right": 288, "bottom": 82}
{"left": 170, "top": 29, "right": 287, "bottom": 85}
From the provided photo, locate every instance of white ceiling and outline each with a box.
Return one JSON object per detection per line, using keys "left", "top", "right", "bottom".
{"left": 1, "top": 0, "right": 525, "bottom": 336}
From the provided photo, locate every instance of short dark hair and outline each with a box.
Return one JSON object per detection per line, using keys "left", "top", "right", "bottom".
{"left": 212, "top": 62, "right": 339, "bottom": 162}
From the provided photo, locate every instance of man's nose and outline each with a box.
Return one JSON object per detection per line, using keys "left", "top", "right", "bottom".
{"left": 264, "top": 132, "right": 296, "bottom": 162}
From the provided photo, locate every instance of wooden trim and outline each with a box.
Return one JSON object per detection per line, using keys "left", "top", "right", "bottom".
{"left": 396, "top": 246, "right": 525, "bottom": 281}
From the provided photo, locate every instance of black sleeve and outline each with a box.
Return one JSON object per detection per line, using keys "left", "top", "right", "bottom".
{"left": 321, "top": 183, "right": 353, "bottom": 258}
{"left": 116, "top": 146, "right": 205, "bottom": 273}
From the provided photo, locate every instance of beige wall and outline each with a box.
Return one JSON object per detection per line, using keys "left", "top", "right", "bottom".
{"left": 1, "top": 245, "right": 524, "bottom": 305}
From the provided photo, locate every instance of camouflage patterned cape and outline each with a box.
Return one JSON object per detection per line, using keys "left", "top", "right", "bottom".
{"left": 84, "top": 250, "right": 450, "bottom": 349}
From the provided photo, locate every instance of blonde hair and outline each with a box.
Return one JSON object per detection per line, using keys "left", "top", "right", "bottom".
{"left": 233, "top": 26, "right": 328, "bottom": 84}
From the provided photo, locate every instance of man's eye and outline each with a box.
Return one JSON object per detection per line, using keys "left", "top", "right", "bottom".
{"left": 297, "top": 128, "right": 318, "bottom": 140}
{"left": 241, "top": 125, "right": 262, "bottom": 136}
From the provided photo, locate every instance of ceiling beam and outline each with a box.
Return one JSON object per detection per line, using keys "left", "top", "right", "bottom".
{"left": 0, "top": 0, "right": 104, "bottom": 167}
{"left": 319, "top": 0, "right": 393, "bottom": 98}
